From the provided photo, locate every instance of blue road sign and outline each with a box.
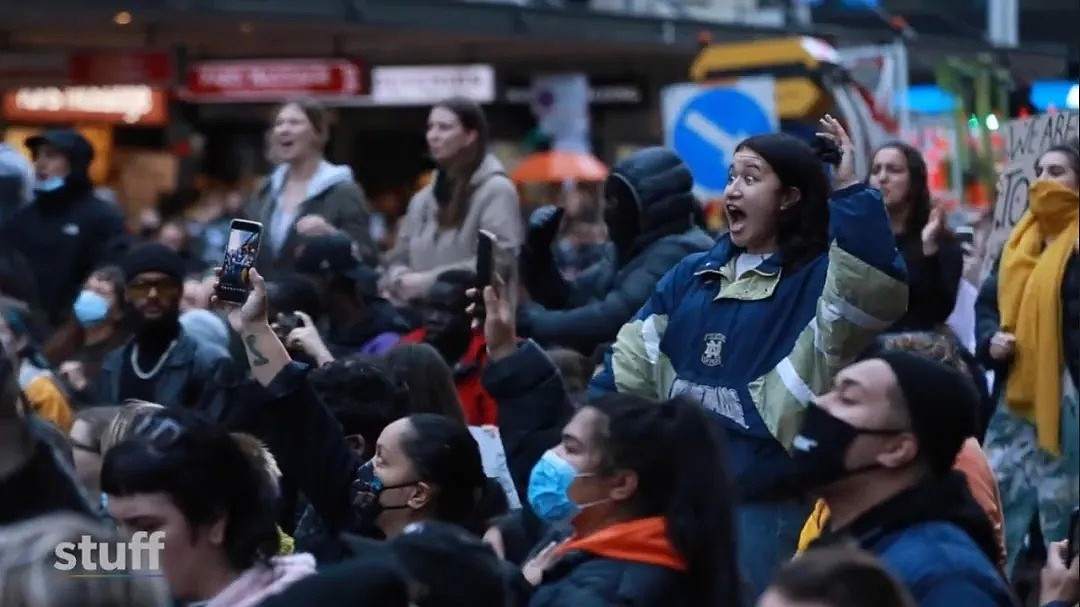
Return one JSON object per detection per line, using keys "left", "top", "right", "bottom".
{"left": 671, "top": 87, "right": 774, "bottom": 193}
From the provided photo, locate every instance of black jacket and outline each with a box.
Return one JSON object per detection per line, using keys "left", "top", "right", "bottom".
{"left": 520, "top": 148, "right": 714, "bottom": 354}
{"left": 96, "top": 331, "right": 241, "bottom": 424}
{"left": 1, "top": 186, "right": 126, "bottom": 328}
{"left": 482, "top": 339, "right": 575, "bottom": 504}
{"left": 891, "top": 232, "right": 964, "bottom": 333}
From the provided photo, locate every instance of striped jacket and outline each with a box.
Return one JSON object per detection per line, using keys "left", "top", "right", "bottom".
{"left": 590, "top": 184, "right": 908, "bottom": 499}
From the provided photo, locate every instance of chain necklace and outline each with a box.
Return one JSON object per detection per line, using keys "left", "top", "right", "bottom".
{"left": 130, "top": 340, "right": 179, "bottom": 380}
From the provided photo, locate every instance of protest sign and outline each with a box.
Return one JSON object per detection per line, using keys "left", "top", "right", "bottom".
{"left": 978, "top": 111, "right": 1079, "bottom": 282}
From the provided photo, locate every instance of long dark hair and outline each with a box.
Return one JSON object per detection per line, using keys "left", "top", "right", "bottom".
{"left": 735, "top": 133, "right": 831, "bottom": 271}
{"left": 869, "top": 141, "right": 932, "bottom": 238}
{"left": 431, "top": 97, "right": 489, "bottom": 228}
{"left": 400, "top": 414, "right": 502, "bottom": 534}
{"left": 588, "top": 394, "right": 740, "bottom": 607}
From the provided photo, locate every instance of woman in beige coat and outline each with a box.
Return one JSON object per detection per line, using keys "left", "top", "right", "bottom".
{"left": 382, "top": 97, "right": 523, "bottom": 303}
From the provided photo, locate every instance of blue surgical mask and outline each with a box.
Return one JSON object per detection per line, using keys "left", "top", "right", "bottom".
{"left": 33, "top": 176, "right": 65, "bottom": 193}
{"left": 72, "top": 290, "right": 111, "bottom": 327}
{"left": 526, "top": 449, "right": 598, "bottom": 524}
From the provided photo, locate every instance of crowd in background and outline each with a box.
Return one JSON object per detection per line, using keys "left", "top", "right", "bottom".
{"left": 0, "top": 96, "right": 1077, "bottom": 607}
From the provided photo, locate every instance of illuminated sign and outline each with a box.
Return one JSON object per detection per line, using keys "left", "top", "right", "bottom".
{"left": 2, "top": 85, "right": 168, "bottom": 125}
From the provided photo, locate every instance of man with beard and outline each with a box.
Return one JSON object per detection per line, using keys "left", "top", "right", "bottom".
{"left": 96, "top": 244, "right": 237, "bottom": 422}
{"left": 400, "top": 270, "right": 494, "bottom": 425}
{"left": 0, "top": 130, "right": 127, "bottom": 327}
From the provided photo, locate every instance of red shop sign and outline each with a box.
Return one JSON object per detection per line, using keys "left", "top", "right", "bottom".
{"left": 69, "top": 51, "right": 173, "bottom": 87}
{"left": 183, "top": 59, "right": 365, "bottom": 100}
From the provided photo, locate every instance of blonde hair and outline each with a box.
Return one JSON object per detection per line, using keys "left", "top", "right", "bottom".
{"left": 99, "top": 400, "right": 166, "bottom": 457}
{"left": 0, "top": 513, "right": 169, "bottom": 607}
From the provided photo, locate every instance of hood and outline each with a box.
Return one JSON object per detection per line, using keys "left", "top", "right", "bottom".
{"left": 206, "top": 553, "right": 317, "bottom": 607}
{"left": 605, "top": 147, "right": 696, "bottom": 232}
{"left": 25, "top": 130, "right": 94, "bottom": 196}
{"left": 557, "top": 515, "right": 688, "bottom": 572}
{"left": 269, "top": 160, "right": 355, "bottom": 201}
{"left": 469, "top": 153, "right": 508, "bottom": 186}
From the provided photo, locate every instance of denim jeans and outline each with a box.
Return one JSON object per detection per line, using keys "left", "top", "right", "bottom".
{"left": 736, "top": 499, "right": 811, "bottom": 605}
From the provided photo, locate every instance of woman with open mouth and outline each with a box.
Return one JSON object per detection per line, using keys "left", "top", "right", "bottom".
{"left": 247, "top": 100, "right": 377, "bottom": 278}
{"left": 592, "top": 115, "right": 909, "bottom": 603}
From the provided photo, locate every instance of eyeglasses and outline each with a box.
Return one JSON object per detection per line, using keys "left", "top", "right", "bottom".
{"left": 126, "top": 279, "right": 180, "bottom": 300}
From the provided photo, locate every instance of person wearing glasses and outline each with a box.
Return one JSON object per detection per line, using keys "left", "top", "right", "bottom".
{"left": 96, "top": 244, "right": 237, "bottom": 422}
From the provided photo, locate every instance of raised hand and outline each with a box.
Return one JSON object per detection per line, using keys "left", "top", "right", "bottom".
{"left": 817, "top": 114, "right": 857, "bottom": 189}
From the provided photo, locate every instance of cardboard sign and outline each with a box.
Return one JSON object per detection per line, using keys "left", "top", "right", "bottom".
{"left": 978, "top": 111, "right": 1079, "bottom": 282}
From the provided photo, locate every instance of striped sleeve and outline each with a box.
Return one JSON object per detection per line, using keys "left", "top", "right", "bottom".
{"left": 589, "top": 259, "right": 688, "bottom": 400}
{"left": 751, "top": 184, "right": 909, "bottom": 449}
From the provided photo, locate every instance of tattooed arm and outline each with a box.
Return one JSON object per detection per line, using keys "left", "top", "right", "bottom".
{"left": 222, "top": 268, "right": 292, "bottom": 388}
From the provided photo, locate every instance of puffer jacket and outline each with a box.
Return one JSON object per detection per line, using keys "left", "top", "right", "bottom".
{"left": 520, "top": 148, "right": 714, "bottom": 354}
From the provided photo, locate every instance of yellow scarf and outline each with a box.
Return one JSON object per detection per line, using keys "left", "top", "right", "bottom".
{"left": 998, "top": 180, "right": 1079, "bottom": 454}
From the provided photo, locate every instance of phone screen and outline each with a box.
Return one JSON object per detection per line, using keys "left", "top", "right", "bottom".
{"left": 476, "top": 230, "right": 495, "bottom": 290}
{"left": 1068, "top": 507, "right": 1079, "bottom": 565}
{"left": 218, "top": 221, "right": 262, "bottom": 303}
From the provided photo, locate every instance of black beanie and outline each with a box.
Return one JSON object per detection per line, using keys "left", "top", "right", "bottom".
{"left": 121, "top": 243, "right": 186, "bottom": 283}
{"left": 874, "top": 350, "right": 979, "bottom": 476}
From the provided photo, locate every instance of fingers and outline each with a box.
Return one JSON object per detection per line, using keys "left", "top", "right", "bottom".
{"left": 293, "top": 310, "right": 315, "bottom": 326}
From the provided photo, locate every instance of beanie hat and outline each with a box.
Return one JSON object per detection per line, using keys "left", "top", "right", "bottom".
{"left": 874, "top": 350, "right": 979, "bottom": 476}
{"left": 121, "top": 244, "right": 186, "bottom": 283}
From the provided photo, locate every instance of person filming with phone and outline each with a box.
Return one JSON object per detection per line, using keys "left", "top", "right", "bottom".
{"left": 96, "top": 244, "right": 237, "bottom": 422}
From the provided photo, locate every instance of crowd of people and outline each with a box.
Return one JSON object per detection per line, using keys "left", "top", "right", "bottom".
{"left": 0, "top": 94, "right": 1077, "bottom": 607}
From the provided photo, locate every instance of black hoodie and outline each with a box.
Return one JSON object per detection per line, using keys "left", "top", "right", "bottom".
{"left": 0, "top": 130, "right": 128, "bottom": 327}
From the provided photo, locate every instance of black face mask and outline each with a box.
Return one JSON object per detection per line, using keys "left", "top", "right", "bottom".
{"left": 352, "top": 461, "right": 419, "bottom": 529}
{"left": 789, "top": 404, "right": 907, "bottom": 493}
{"left": 602, "top": 185, "right": 642, "bottom": 263}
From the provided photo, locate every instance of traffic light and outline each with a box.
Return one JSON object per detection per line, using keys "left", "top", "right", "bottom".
{"left": 1008, "top": 85, "right": 1036, "bottom": 118}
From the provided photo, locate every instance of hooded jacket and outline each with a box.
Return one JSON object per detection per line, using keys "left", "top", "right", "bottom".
{"left": 204, "top": 553, "right": 316, "bottom": 607}
{"left": 520, "top": 148, "right": 714, "bottom": 354}
{"left": 0, "top": 132, "right": 127, "bottom": 327}
{"left": 384, "top": 154, "right": 523, "bottom": 294}
{"left": 248, "top": 160, "right": 375, "bottom": 277}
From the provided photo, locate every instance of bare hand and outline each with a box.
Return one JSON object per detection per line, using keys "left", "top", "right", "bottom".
{"left": 988, "top": 331, "right": 1016, "bottom": 362}
{"left": 466, "top": 276, "right": 517, "bottom": 361}
{"left": 57, "top": 361, "right": 88, "bottom": 392}
{"left": 211, "top": 267, "right": 269, "bottom": 333}
{"left": 816, "top": 114, "right": 857, "bottom": 189}
{"left": 295, "top": 214, "right": 337, "bottom": 238}
{"left": 921, "top": 205, "right": 946, "bottom": 257}
{"left": 522, "top": 540, "right": 563, "bottom": 586}
{"left": 1040, "top": 540, "right": 1079, "bottom": 606}
{"left": 284, "top": 311, "right": 332, "bottom": 363}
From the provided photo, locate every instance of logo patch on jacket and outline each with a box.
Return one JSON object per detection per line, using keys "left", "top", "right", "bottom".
{"left": 669, "top": 378, "right": 748, "bottom": 428}
{"left": 701, "top": 333, "right": 726, "bottom": 367}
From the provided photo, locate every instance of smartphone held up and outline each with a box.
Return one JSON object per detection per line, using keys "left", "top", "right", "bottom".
{"left": 215, "top": 219, "right": 263, "bottom": 304}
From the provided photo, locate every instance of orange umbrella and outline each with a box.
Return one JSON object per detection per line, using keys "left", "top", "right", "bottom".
{"left": 511, "top": 150, "right": 608, "bottom": 184}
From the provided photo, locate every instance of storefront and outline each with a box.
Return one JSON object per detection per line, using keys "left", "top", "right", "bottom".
{"left": 0, "top": 84, "right": 174, "bottom": 215}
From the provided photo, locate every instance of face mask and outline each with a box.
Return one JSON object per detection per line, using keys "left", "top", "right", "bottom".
{"left": 33, "top": 176, "right": 65, "bottom": 193}
{"left": 789, "top": 404, "right": 905, "bottom": 492}
{"left": 352, "top": 460, "right": 418, "bottom": 527}
{"left": 73, "top": 290, "right": 111, "bottom": 327}
{"left": 527, "top": 449, "right": 605, "bottom": 524}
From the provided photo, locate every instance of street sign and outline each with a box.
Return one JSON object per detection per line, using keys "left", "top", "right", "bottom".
{"left": 661, "top": 78, "right": 777, "bottom": 197}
